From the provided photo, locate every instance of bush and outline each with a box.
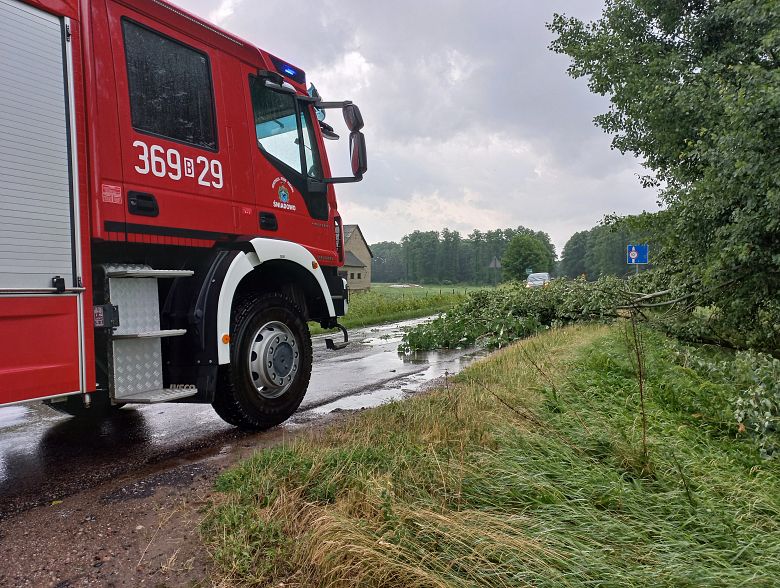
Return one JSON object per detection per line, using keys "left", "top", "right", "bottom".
{"left": 730, "top": 353, "right": 780, "bottom": 458}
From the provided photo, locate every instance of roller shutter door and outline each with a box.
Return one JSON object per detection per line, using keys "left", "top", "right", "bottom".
{"left": 0, "top": 0, "right": 74, "bottom": 290}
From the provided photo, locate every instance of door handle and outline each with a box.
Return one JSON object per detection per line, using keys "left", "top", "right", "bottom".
{"left": 128, "top": 191, "right": 159, "bottom": 217}
{"left": 259, "top": 212, "right": 278, "bottom": 231}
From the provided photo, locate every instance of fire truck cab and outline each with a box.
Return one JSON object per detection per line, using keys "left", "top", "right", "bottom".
{"left": 0, "top": 0, "right": 366, "bottom": 429}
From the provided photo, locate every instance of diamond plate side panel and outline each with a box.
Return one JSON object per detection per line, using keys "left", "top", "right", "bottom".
{"left": 105, "top": 264, "right": 163, "bottom": 398}
{"left": 112, "top": 338, "right": 163, "bottom": 399}
{"left": 109, "top": 277, "right": 160, "bottom": 335}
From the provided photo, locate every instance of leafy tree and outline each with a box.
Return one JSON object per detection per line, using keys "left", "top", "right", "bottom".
{"left": 528, "top": 229, "right": 557, "bottom": 262}
{"left": 402, "top": 231, "right": 440, "bottom": 283}
{"left": 467, "top": 229, "right": 486, "bottom": 283}
{"left": 550, "top": 0, "right": 780, "bottom": 351}
{"left": 370, "top": 226, "right": 556, "bottom": 285}
{"left": 561, "top": 230, "right": 589, "bottom": 278}
{"left": 438, "top": 228, "right": 463, "bottom": 283}
{"left": 502, "top": 234, "right": 554, "bottom": 281}
{"left": 585, "top": 224, "right": 633, "bottom": 278}
{"left": 372, "top": 241, "right": 405, "bottom": 282}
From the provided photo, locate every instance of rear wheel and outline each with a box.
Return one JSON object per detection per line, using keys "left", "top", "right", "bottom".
{"left": 212, "top": 293, "right": 312, "bottom": 430}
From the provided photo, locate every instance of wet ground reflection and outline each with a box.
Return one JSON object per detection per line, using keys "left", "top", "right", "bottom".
{"left": 0, "top": 317, "right": 483, "bottom": 519}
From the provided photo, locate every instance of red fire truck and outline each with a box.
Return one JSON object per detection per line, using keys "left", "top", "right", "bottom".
{"left": 0, "top": 0, "right": 366, "bottom": 429}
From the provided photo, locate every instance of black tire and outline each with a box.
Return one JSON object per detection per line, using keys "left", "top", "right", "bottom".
{"left": 47, "top": 391, "right": 126, "bottom": 418}
{"left": 212, "top": 292, "right": 312, "bottom": 430}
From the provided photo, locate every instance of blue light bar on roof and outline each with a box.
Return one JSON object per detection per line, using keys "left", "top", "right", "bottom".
{"left": 270, "top": 55, "right": 306, "bottom": 85}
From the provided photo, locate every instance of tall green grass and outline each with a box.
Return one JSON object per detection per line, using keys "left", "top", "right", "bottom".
{"left": 202, "top": 325, "right": 780, "bottom": 587}
{"left": 312, "top": 288, "right": 466, "bottom": 333}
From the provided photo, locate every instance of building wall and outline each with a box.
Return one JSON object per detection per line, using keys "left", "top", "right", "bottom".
{"left": 342, "top": 265, "right": 369, "bottom": 291}
{"left": 345, "top": 231, "right": 372, "bottom": 291}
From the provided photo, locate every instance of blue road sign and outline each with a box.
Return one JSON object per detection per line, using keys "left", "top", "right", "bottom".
{"left": 627, "top": 244, "right": 649, "bottom": 265}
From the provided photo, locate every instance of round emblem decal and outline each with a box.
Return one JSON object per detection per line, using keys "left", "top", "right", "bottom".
{"left": 271, "top": 176, "right": 297, "bottom": 211}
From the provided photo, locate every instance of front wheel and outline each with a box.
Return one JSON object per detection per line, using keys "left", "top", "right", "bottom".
{"left": 212, "top": 293, "right": 313, "bottom": 430}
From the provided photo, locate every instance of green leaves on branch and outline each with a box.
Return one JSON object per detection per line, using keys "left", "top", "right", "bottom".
{"left": 676, "top": 343, "right": 780, "bottom": 459}
{"left": 400, "top": 276, "right": 629, "bottom": 352}
{"left": 732, "top": 352, "right": 780, "bottom": 459}
{"left": 549, "top": 0, "right": 780, "bottom": 354}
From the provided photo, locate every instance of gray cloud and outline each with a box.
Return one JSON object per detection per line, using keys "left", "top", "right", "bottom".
{"left": 174, "top": 0, "right": 658, "bottom": 251}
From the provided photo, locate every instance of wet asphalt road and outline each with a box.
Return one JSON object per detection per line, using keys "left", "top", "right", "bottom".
{"left": 0, "top": 318, "right": 482, "bottom": 520}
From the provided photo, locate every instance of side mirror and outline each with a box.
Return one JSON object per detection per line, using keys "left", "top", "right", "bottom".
{"left": 315, "top": 100, "right": 367, "bottom": 184}
{"left": 350, "top": 131, "right": 367, "bottom": 178}
{"left": 343, "top": 104, "right": 364, "bottom": 132}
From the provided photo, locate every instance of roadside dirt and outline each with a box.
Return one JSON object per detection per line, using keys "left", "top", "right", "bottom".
{"left": 0, "top": 418, "right": 339, "bottom": 587}
{"left": 1, "top": 462, "right": 215, "bottom": 587}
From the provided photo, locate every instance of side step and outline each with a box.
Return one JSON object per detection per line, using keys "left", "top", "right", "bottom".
{"left": 112, "top": 329, "right": 187, "bottom": 340}
{"left": 105, "top": 269, "right": 194, "bottom": 279}
{"left": 120, "top": 388, "right": 198, "bottom": 404}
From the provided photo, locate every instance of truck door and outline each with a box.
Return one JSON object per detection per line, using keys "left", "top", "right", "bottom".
{"left": 0, "top": 0, "right": 85, "bottom": 404}
{"left": 105, "top": 3, "right": 235, "bottom": 243}
{"left": 241, "top": 65, "right": 334, "bottom": 257}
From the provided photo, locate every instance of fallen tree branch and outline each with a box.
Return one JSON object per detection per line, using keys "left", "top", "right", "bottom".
{"left": 618, "top": 292, "right": 697, "bottom": 310}
{"left": 617, "top": 276, "right": 741, "bottom": 312}
{"left": 627, "top": 288, "right": 673, "bottom": 303}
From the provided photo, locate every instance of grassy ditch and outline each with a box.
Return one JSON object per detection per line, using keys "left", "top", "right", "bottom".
{"left": 311, "top": 286, "right": 470, "bottom": 334}
{"left": 202, "top": 324, "right": 780, "bottom": 587}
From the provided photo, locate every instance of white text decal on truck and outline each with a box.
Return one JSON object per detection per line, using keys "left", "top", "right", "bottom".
{"left": 132, "top": 140, "right": 224, "bottom": 189}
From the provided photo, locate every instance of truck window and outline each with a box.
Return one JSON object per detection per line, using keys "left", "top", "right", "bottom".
{"left": 122, "top": 19, "right": 217, "bottom": 151}
{"left": 251, "top": 81, "right": 301, "bottom": 173}
{"left": 250, "top": 77, "right": 322, "bottom": 180}
{"left": 300, "top": 112, "right": 323, "bottom": 180}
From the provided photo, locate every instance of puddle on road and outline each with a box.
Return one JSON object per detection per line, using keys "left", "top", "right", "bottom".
{"left": 361, "top": 334, "right": 403, "bottom": 346}
{"left": 307, "top": 346, "right": 487, "bottom": 416}
{"left": 345, "top": 316, "right": 434, "bottom": 348}
{"left": 308, "top": 388, "right": 406, "bottom": 414}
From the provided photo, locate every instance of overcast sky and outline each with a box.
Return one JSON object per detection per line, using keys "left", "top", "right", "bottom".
{"left": 175, "top": 0, "right": 657, "bottom": 253}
